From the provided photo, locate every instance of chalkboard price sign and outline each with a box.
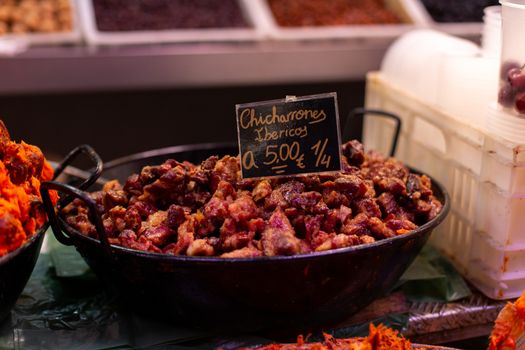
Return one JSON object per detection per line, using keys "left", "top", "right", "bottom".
{"left": 236, "top": 92, "right": 342, "bottom": 179}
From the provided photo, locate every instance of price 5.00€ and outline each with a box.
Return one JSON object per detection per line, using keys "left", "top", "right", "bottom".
{"left": 242, "top": 138, "right": 332, "bottom": 175}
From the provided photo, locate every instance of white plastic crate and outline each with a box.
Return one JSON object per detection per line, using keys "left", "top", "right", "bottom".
{"left": 364, "top": 72, "right": 525, "bottom": 300}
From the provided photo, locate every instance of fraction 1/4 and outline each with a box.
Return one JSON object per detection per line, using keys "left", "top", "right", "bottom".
{"left": 311, "top": 138, "right": 331, "bottom": 168}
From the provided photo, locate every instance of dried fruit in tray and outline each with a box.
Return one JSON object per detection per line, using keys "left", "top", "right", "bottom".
{"left": 267, "top": 0, "right": 401, "bottom": 27}
{"left": 0, "top": 120, "right": 57, "bottom": 257}
{"left": 420, "top": 0, "right": 499, "bottom": 23}
{"left": 61, "top": 140, "right": 442, "bottom": 258}
{"left": 92, "top": 0, "right": 249, "bottom": 32}
{"left": 0, "top": 0, "right": 73, "bottom": 35}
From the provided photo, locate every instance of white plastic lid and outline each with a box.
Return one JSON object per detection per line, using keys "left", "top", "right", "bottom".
{"left": 484, "top": 5, "right": 502, "bottom": 19}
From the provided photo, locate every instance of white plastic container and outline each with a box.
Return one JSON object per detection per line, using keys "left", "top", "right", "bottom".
{"left": 79, "top": 0, "right": 263, "bottom": 45}
{"left": 252, "top": 0, "right": 421, "bottom": 41}
{"left": 438, "top": 55, "right": 499, "bottom": 124}
{"left": 482, "top": 6, "right": 502, "bottom": 58}
{"left": 382, "top": 28, "right": 500, "bottom": 127}
{"left": 364, "top": 71, "right": 525, "bottom": 300}
{"left": 380, "top": 30, "right": 480, "bottom": 107}
{"left": 500, "top": 0, "right": 525, "bottom": 66}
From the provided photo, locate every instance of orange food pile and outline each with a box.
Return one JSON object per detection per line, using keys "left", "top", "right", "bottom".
{"left": 488, "top": 291, "right": 525, "bottom": 350}
{"left": 0, "top": 120, "right": 57, "bottom": 257}
{"left": 249, "top": 324, "right": 413, "bottom": 350}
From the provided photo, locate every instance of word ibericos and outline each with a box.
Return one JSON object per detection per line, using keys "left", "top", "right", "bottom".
{"left": 236, "top": 92, "right": 342, "bottom": 178}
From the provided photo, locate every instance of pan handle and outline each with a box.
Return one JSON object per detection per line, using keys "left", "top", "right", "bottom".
{"left": 40, "top": 144, "right": 104, "bottom": 247}
{"left": 342, "top": 108, "right": 402, "bottom": 158}
{"left": 52, "top": 144, "right": 103, "bottom": 190}
{"left": 40, "top": 181, "right": 113, "bottom": 261}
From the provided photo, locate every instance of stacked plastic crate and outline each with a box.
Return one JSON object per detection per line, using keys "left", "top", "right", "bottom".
{"left": 363, "top": 71, "right": 525, "bottom": 299}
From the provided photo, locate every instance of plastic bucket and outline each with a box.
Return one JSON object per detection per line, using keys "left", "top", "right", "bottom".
{"left": 482, "top": 6, "right": 501, "bottom": 58}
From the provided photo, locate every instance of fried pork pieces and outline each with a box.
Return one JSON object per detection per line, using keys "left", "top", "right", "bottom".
{"left": 62, "top": 140, "right": 442, "bottom": 258}
{"left": 0, "top": 120, "right": 56, "bottom": 257}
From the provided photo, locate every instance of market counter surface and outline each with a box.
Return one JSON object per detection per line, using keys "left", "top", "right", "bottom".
{"left": 0, "top": 234, "right": 506, "bottom": 350}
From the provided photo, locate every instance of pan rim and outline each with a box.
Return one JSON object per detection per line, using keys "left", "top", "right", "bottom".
{"left": 0, "top": 224, "right": 48, "bottom": 265}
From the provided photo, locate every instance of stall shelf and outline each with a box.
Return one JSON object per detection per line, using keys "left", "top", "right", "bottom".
{"left": 0, "top": 0, "right": 487, "bottom": 95}
{"left": 0, "top": 39, "right": 393, "bottom": 94}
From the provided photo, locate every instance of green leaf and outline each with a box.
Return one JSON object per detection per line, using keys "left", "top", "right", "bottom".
{"left": 47, "top": 233, "right": 90, "bottom": 278}
{"left": 398, "top": 245, "right": 471, "bottom": 303}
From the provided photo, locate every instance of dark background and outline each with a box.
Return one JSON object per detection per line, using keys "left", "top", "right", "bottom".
{"left": 0, "top": 81, "right": 365, "bottom": 162}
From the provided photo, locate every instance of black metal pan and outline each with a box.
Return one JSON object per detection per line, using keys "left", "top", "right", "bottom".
{"left": 0, "top": 224, "right": 47, "bottom": 322}
{"left": 41, "top": 139, "right": 450, "bottom": 332}
{"left": 0, "top": 145, "right": 102, "bottom": 322}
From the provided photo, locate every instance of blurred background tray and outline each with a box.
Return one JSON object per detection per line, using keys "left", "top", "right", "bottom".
{"left": 0, "top": 0, "right": 82, "bottom": 46}
{"left": 252, "top": 0, "right": 421, "bottom": 41}
{"left": 405, "top": 0, "right": 498, "bottom": 38}
{"left": 0, "top": 0, "right": 492, "bottom": 95}
{"left": 78, "top": 0, "right": 264, "bottom": 46}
